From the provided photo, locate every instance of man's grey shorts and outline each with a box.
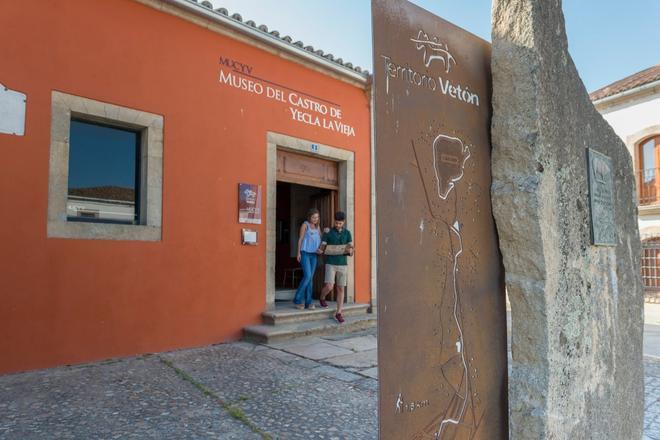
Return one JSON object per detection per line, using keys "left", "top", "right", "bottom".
{"left": 324, "top": 264, "right": 348, "bottom": 287}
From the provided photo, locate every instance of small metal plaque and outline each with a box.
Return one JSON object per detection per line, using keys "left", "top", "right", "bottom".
{"left": 241, "top": 228, "right": 257, "bottom": 245}
{"left": 0, "top": 83, "right": 26, "bottom": 136}
{"left": 587, "top": 148, "right": 616, "bottom": 246}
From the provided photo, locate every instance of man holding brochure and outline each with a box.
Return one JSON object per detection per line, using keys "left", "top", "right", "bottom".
{"left": 318, "top": 211, "right": 353, "bottom": 323}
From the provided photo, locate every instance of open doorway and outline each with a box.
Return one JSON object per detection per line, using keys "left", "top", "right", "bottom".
{"left": 266, "top": 134, "right": 356, "bottom": 309}
{"left": 275, "top": 181, "right": 338, "bottom": 302}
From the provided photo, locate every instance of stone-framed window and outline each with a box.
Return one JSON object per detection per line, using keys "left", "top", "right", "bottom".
{"left": 637, "top": 135, "right": 660, "bottom": 206}
{"left": 47, "top": 91, "right": 163, "bottom": 241}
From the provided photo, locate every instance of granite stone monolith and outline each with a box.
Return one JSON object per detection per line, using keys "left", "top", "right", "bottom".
{"left": 491, "top": 1, "right": 644, "bottom": 438}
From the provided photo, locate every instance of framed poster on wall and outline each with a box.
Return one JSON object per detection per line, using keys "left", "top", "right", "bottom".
{"left": 238, "top": 183, "right": 262, "bottom": 224}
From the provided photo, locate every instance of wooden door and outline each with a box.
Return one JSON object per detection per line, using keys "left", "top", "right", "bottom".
{"left": 311, "top": 190, "right": 337, "bottom": 231}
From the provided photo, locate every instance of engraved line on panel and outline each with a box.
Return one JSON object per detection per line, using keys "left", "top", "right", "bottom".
{"left": 381, "top": 54, "right": 391, "bottom": 95}
{"left": 411, "top": 139, "right": 438, "bottom": 220}
{"left": 432, "top": 134, "right": 471, "bottom": 200}
{"left": 437, "top": 221, "right": 469, "bottom": 439}
{"left": 429, "top": 133, "right": 471, "bottom": 439}
{"left": 410, "top": 30, "right": 456, "bottom": 73}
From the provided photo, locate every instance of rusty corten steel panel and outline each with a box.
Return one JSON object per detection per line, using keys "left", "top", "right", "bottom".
{"left": 372, "top": 1, "right": 508, "bottom": 439}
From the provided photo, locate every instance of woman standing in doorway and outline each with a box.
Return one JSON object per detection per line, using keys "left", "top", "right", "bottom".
{"left": 293, "top": 208, "right": 321, "bottom": 310}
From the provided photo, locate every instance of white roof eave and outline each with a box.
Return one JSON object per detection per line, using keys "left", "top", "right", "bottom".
{"left": 161, "top": 0, "right": 369, "bottom": 86}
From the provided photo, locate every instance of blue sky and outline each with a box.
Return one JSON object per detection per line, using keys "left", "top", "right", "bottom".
{"left": 211, "top": 0, "right": 659, "bottom": 92}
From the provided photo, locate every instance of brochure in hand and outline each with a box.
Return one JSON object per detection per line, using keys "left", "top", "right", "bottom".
{"left": 321, "top": 244, "right": 352, "bottom": 256}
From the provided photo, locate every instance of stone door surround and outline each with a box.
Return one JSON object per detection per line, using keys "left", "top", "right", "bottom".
{"left": 266, "top": 132, "right": 355, "bottom": 308}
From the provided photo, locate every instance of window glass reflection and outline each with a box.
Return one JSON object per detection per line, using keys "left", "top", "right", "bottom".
{"left": 67, "top": 120, "right": 140, "bottom": 224}
{"left": 643, "top": 139, "right": 656, "bottom": 183}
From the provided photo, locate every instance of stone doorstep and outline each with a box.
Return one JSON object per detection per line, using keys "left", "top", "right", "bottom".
{"left": 262, "top": 303, "right": 369, "bottom": 325}
{"left": 243, "top": 314, "right": 377, "bottom": 344}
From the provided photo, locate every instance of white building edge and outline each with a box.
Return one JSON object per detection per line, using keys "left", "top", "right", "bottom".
{"left": 591, "top": 65, "right": 660, "bottom": 238}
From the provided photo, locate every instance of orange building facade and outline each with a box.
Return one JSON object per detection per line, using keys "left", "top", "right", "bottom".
{"left": 0, "top": 0, "right": 372, "bottom": 374}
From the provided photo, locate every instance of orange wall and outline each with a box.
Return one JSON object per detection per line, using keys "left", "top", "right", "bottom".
{"left": 0, "top": 0, "right": 371, "bottom": 374}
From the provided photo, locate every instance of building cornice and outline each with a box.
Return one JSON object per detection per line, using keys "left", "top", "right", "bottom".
{"left": 639, "top": 204, "right": 660, "bottom": 217}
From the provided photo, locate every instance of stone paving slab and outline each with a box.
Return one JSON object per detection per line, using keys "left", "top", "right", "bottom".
{"left": 0, "top": 355, "right": 260, "bottom": 440}
{"left": 320, "top": 328, "right": 376, "bottom": 342}
{"left": 282, "top": 342, "right": 354, "bottom": 361}
{"left": 358, "top": 367, "right": 379, "bottom": 379}
{"left": 325, "top": 349, "right": 378, "bottom": 369}
{"left": 267, "top": 336, "right": 327, "bottom": 350}
{"left": 161, "top": 342, "right": 378, "bottom": 439}
{"left": 265, "top": 330, "right": 378, "bottom": 379}
{"left": 326, "top": 335, "right": 377, "bottom": 353}
{"left": 312, "top": 365, "right": 364, "bottom": 383}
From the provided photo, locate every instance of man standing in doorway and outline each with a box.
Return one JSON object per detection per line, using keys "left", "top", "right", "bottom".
{"left": 318, "top": 211, "right": 353, "bottom": 323}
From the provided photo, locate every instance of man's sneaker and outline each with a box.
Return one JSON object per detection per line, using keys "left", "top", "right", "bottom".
{"left": 334, "top": 313, "right": 345, "bottom": 324}
{"left": 319, "top": 297, "right": 328, "bottom": 308}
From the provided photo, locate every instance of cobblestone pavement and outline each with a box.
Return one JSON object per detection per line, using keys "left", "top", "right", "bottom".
{"left": 645, "top": 357, "right": 660, "bottom": 440}
{"left": 161, "top": 331, "right": 378, "bottom": 440}
{"left": 0, "top": 355, "right": 259, "bottom": 439}
{"left": 0, "top": 330, "right": 378, "bottom": 440}
{"left": 1, "top": 328, "right": 659, "bottom": 439}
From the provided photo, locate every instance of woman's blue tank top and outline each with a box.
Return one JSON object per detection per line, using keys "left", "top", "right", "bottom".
{"left": 300, "top": 221, "right": 321, "bottom": 253}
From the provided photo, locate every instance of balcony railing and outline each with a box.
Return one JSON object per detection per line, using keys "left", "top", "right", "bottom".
{"left": 637, "top": 168, "right": 660, "bottom": 206}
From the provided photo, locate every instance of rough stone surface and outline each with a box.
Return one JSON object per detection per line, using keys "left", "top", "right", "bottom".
{"left": 491, "top": 1, "right": 645, "bottom": 438}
